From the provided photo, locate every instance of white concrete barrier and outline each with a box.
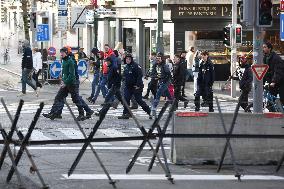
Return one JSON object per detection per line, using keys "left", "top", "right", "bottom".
{"left": 171, "top": 112, "right": 284, "bottom": 165}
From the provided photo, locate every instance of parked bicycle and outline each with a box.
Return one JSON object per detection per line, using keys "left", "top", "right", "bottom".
{"left": 246, "top": 84, "right": 284, "bottom": 112}
{"left": 3, "top": 48, "right": 10, "bottom": 64}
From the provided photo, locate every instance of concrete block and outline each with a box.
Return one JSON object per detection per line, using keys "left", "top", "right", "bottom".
{"left": 171, "top": 112, "right": 284, "bottom": 165}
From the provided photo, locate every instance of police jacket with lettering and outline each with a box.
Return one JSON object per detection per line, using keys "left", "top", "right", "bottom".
{"left": 152, "top": 61, "right": 172, "bottom": 84}
{"left": 263, "top": 51, "right": 284, "bottom": 84}
{"left": 197, "top": 58, "right": 215, "bottom": 87}
{"left": 124, "top": 61, "right": 144, "bottom": 89}
{"left": 22, "top": 47, "right": 33, "bottom": 69}
{"left": 107, "top": 62, "right": 121, "bottom": 89}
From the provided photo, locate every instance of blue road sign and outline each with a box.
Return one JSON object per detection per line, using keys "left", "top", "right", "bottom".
{"left": 37, "top": 24, "right": 49, "bottom": 41}
{"left": 59, "top": 0, "right": 66, "bottom": 5}
{"left": 58, "top": 10, "right": 68, "bottom": 16}
{"left": 50, "top": 61, "right": 62, "bottom": 78}
{"left": 78, "top": 60, "right": 88, "bottom": 76}
{"left": 281, "top": 13, "right": 284, "bottom": 42}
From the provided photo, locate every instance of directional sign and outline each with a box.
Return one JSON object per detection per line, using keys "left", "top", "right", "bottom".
{"left": 50, "top": 61, "right": 62, "bottom": 78}
{"left": 77, "top": 59, "right": 87, "bottom": 76}
{"left": 48, "top": 47, "right": 56, "bottom": 56}
{"left": 281, "top": 13, "right": 284, "bottom": 41}
{"left": 251, "top": 64, "right": 269, "bottom": 81}
{"left": 36, "top": 24, "right": 49, "bottom": 41}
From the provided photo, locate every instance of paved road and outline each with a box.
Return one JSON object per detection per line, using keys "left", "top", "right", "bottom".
{"left": 0, "top": 84, "right": 283, "bottom": 189}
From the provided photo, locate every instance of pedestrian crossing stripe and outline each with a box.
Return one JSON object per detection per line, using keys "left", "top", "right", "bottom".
{"left": 61, "top": 174, "right": 284, "bottom": 181}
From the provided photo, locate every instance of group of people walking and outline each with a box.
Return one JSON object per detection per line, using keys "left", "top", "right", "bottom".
{"left": 18, "top": 39, "right": 284, "bottom": 121}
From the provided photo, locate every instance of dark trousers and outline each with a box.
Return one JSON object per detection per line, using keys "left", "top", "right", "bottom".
{"left": 32, "top": 69, "right": 42, "bottom": 88}
{"left": 174, "top": 85, "right": 187, "bottom": 101}
{"left": 194, "top": 86, "right": 213, "bottom": 110}
{"left": 99, "top": 85, "right": 122, "bottom": 116}
{"left": 239, "top": 88, "right": 250, "bottom": 111}
{"left": 145, "top": 79, "right": 157, "bottom": 98}
{"left": 181, "top": 80, "right": 186, "bottom": 96}
{"left": 123, "top": 88, "right": 151, "bottom": 115}
{"left": 50, "top": 83, "right": 85, "bottom": 115}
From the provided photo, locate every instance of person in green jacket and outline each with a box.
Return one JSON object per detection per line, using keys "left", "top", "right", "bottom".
{"left": 42, "top": 47, "right": 84, "bottom": 120}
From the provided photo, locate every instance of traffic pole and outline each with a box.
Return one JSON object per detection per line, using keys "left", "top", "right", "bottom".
{"left": 253, "top": 0, "right": 263, "bottom": 113}
{"left": 230, "top": 0, "right": 238, "bottom": 98}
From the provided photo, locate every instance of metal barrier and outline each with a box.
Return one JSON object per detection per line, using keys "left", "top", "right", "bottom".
{"left": 0, "top": 96, "right": 283, "bottom": 189}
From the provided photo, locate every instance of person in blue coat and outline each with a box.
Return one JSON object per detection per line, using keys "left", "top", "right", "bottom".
{"left": 194, "top": 51, "right": 215, "bottom": 112}
{"left": 118, "top": 53, "right": 152, "bottom": 119}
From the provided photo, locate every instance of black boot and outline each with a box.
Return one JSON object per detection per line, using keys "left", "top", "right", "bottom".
{"left": 85, "top": 110, "right": 94, "bottom": 119}
{"left": 118, "top": 114, "right": 131, "bottom": 119}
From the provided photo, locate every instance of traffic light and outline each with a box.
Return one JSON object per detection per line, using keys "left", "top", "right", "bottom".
{"left": 257, "top": 0, "right": 273, "bottom": 27}
{"left": 235, "top": 26, "right": 242, "bottom": 45}
{"left": 223, "top": 26, "right": 231, "bottom": 47}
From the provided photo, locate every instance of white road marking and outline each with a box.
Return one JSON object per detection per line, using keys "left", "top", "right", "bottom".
{"left": 10, "top": 146, "right": 170, "bottom": 150}
{"left": 61, "top": 174, "right": 284, "bottom": 181}
{"left": 99, "top": 128, "right": 140, "bottom": 146}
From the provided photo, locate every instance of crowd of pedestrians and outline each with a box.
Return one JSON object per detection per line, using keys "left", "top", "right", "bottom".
{"left": 17, "top": 40, "right": 284, "bottom": 121}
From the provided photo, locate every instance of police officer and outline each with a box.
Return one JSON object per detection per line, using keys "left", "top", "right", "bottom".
{"left": 151, "top": 53, "right": 173, "bottom": 117}
{"left": 118, "top": 54, "right": 152, "bottom": 119}
{"left": 194, "top": 51, "right": 215, "bottom": 112}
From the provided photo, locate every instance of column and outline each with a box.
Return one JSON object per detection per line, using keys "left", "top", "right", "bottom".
{"left": 115, "top": 18, "right": 122, "bottom": 44}
{"left": 136, "top": 18, "right": 145, "bottom": 74}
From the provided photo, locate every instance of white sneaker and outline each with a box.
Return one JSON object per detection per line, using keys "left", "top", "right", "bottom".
{"left": 17, "top": 92, "right": 26, "bottom": 97}
{"left": 35, "top": 87, "right": 40, "bottom": 97}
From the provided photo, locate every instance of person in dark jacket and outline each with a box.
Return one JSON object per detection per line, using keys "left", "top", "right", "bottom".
{"left": 118, "top": 54, "right": 152, "bottom": 119}
{"left": 143, "top": 52, "right": 158, "bottom": 99}
{"left": 173, "top": 54, "right": 188, "bottom": 109}
{"left": 87, "top": 49, "right": 102, "bottom": 101}
{"left": 95, "top": 57, "right": 123, "bottom": 117}
{"left": 234, "top": 57, "right": 253, "bottom": 112}
{"left": 151, "top": 53, "right": 173, "bottom": 117}
{"left": 263, "top": 42, "right": 284, "bottom": 105}
{"left": 194, "top": 51, "right": 215, "bottom": 112}
{"left": 180, "top": 51, "right": 188, "bottom": 97}
{"left": 18, "top": 39, "right": 38, "bottom": 97}
{"left": 78, "top": 47, "right": 87, "bottom": 59}
{"left": 42, "top": 47, "right": 84, "bottom": 120}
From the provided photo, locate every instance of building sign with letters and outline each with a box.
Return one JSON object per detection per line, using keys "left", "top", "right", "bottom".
{"left": 171, "top": 4, "right": 281, "bottom": 19}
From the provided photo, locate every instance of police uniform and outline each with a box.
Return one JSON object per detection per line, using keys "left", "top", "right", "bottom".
{"left": 120, "top": 58, "right": 151, "bottom": 118}
{"left": 194, "top": 58, "right": 215, "bottom": 112}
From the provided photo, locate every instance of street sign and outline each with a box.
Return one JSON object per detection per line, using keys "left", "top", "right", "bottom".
{"left": 58, "top": 0, "right": 68, "bottom": 31}
{"left": 281, "top": 0, "right": 284, "bottom": 11}
{"left": 50, "top": 61, "right": 62, "bottom": 78}
{"left": 58, "top": 0, "right": 68, "bottom": 9}
{"left": 77, "top": 60, "right": 88, "bottom": 76}
{"left": 71, "top": 6, "right": 87, "bottom": 28}
{"left": 251, "top": 64, "right": 269, "bottom": 81}
{"left": 48, "top": 47, "right": 56, "bottom": 56}
{"left": 36, "top": 24, "right": 49, "bottom": 41}
{"left": 281, "top": 13, "right": 284, "bottom": 41}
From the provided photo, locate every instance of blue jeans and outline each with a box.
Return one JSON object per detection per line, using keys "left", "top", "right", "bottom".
{"left": 92, "top": 74, "right": 108, "bottom": 103}
{"left": 152, "top": 82, "right": 172, "bottom": 109}
{"left": 91, "top": 72, "right": 99, "bottom": 98}
{"left": 21, "top": 68, "right": 36, "bottom": 93}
